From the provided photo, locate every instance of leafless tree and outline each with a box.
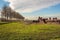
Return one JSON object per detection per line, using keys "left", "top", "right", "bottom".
{"left": 1, "top": 5, "right": 24, "bottom": 22}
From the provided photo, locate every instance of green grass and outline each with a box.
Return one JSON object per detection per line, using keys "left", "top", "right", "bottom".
{"left": 0, "top": 22, "right": 60, "bottom": 40}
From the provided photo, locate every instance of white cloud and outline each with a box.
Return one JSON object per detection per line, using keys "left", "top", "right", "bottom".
{"left": 4, "top": 0, "right": 60, "bottom": 13}
{"left": 25, "top": 13, "right": 60, "bottom": 20}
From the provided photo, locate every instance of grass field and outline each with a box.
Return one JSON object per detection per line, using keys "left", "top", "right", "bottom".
{"left": 0, "top": 22, "right": 60, "bottom": 40}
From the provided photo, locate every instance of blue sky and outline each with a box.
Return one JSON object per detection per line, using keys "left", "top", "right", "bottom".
{"left": 0, "top": 0, "right": 60, "bottom": 19}
{"left": 22, "top": 4, "right": 60, "bottom": 16}
{"left": 0, "top": 0, "right": 9, "bottom": 9}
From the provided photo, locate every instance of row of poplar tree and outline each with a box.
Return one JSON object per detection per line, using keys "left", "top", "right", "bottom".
{"left": 1, "top": 5, "right": 24, "bottom": 20}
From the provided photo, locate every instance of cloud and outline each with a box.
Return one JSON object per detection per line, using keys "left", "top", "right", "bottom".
{"left": 25, "top": 13, "right": 60, "bottom": 20}
{"left": 4, "top": 0, "right": 60, "bottom": 13}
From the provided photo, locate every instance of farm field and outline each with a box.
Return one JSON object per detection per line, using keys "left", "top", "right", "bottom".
{"left": 0, "top": 22, "right": 60, "bottom": 40}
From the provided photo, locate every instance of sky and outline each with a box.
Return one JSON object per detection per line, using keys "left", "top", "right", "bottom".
{"left": 0, "top": 0, "right": 60, "bottom": 20}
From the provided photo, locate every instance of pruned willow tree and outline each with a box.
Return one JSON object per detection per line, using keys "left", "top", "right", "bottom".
{"left": 1, "top": 5, "right": 24, "bottom": 22}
